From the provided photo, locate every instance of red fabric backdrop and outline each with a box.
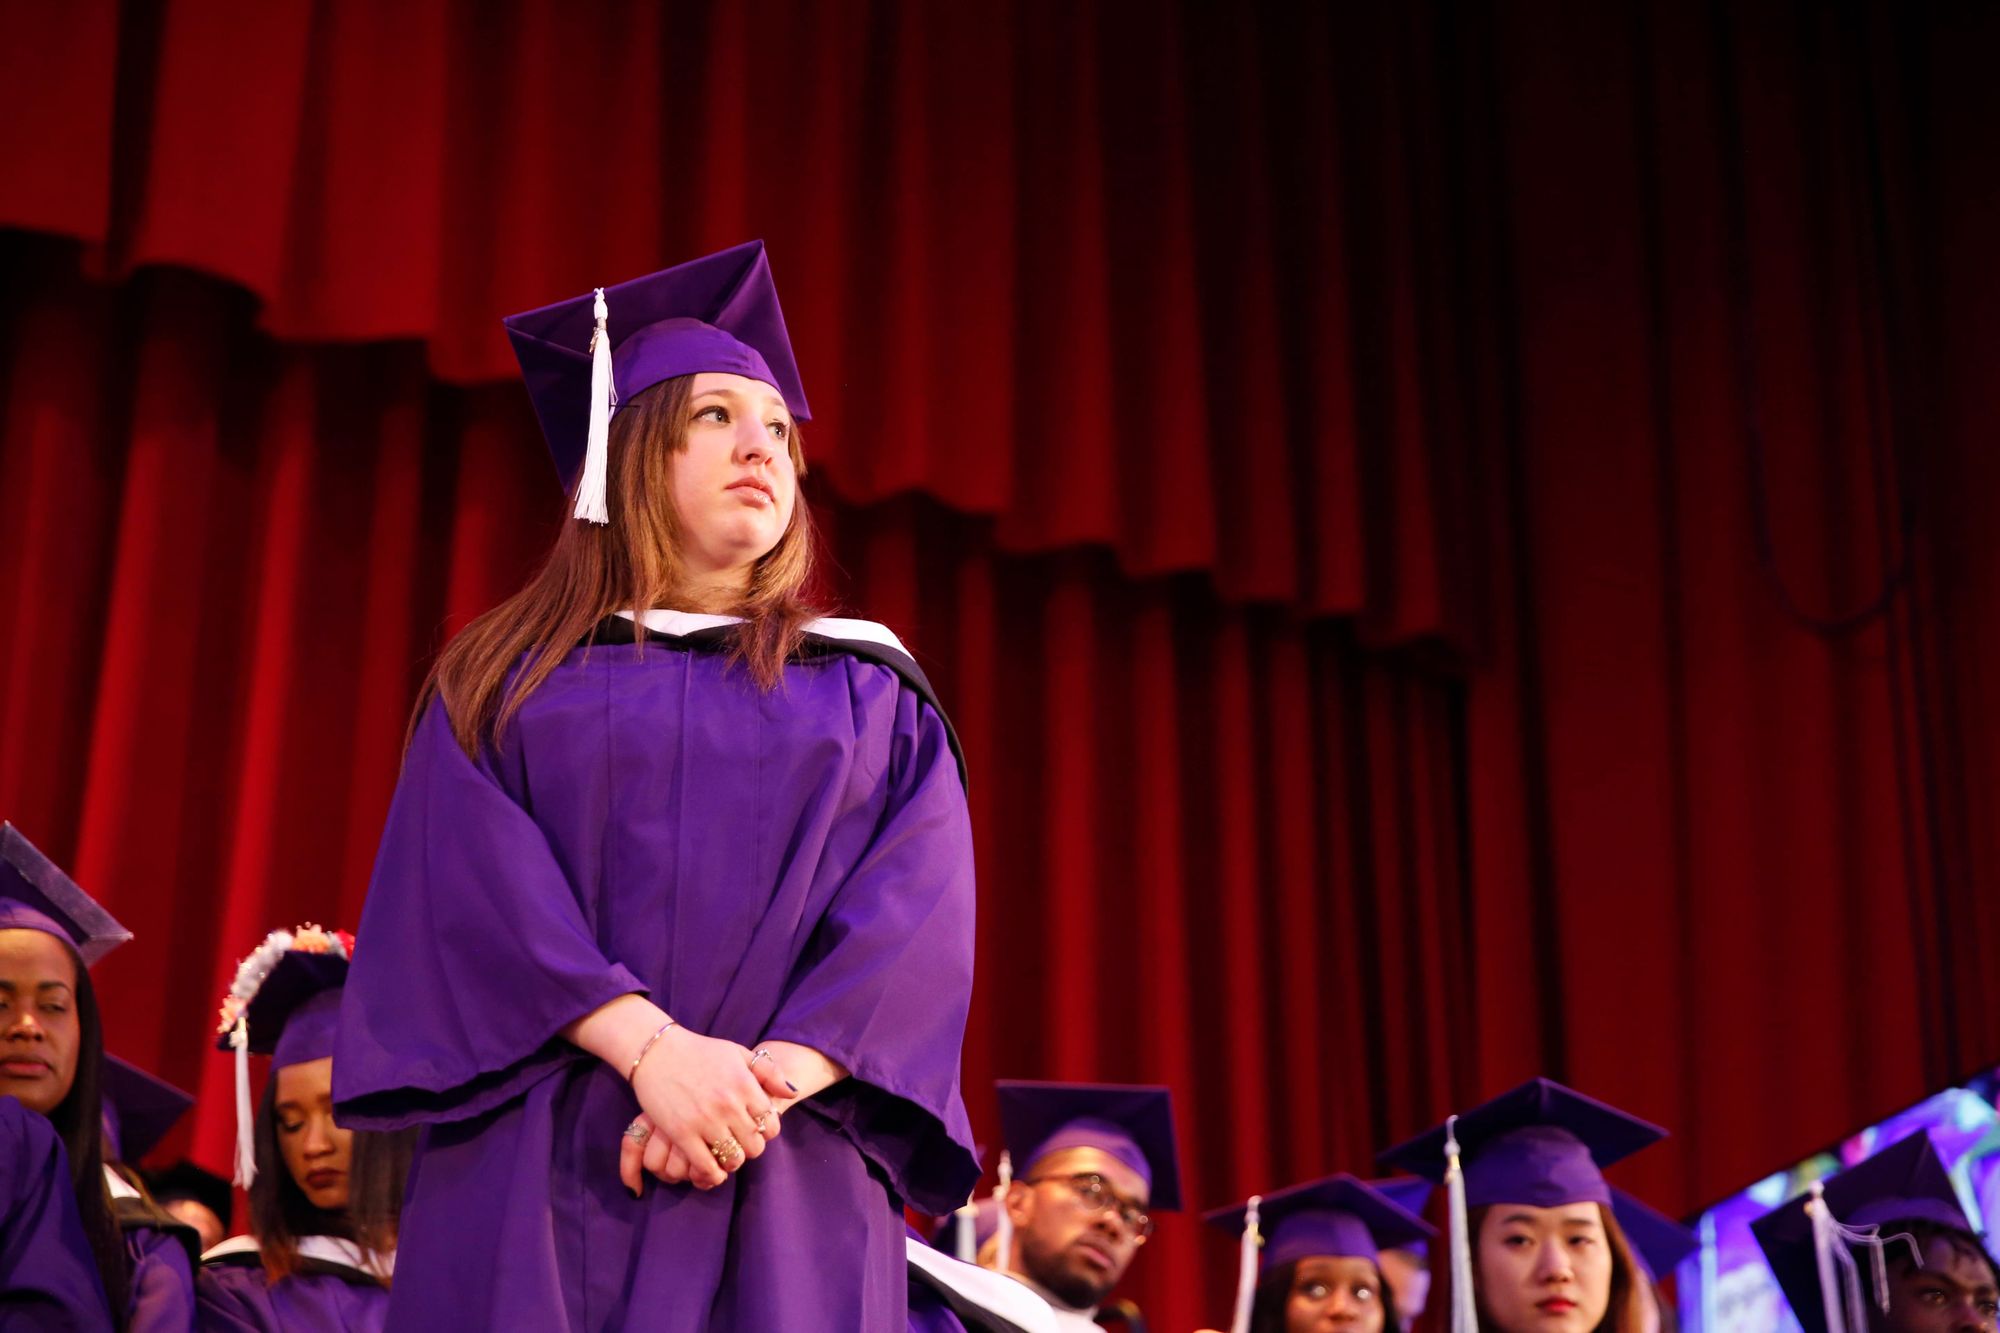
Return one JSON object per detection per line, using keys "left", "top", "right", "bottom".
{"left": 4, "top": 1, "right": 2000, "bottom": 1326}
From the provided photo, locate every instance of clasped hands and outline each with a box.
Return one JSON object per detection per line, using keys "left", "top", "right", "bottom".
{"left": 620, "top": 1026, "right": 798, "bottom": 1194}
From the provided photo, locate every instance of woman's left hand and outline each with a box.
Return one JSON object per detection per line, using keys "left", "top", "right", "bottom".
{"left": 620, "top": 1106, "right": 787, "bottom": 1192}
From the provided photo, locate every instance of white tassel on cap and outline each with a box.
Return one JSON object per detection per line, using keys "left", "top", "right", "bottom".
{"left": 1229, "top": 1195, "right": 1262, "bottom": 1333}
{"left": 575, "top": 287, "right": 614, "bottom": 525}
{"left": 230, "top": 1016, "right": 257, "bottom": 1189}
{"left": 992, "top": 1150, "right": 1015, "bottom": 1273}
{"left": 1445, "top": 1115, "right": 1480, "bottom": 1333}
{"left": 1809, "top": 1182, "right": 1857, "bottom": 1333}
{"left": 954, "top": 1196, "right": 978, "bottom": 1264}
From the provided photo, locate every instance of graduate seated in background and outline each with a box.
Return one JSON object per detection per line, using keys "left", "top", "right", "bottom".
{"left": 0, "top": 820, "right": 191, "bottom": 1330}
{"left": 1751, "top": 1128, "right": 2000, "bottom": 1333}
{"left": 143, "top": 1162, "right": 232, "bottom": 1257}
{"left": 197, "top": 926, "right": 413, "bottom": 1332}
{"left": 990, "top": 1081, "right": 1184, "bottom": 1332}
{"left": 1199, "top": 1173, "right": 1436, "bottom": 1333}
{"left": 1608, "top": 1186, "right": 1698, "bottom": 1333}
{"left": 101, "top": 1053, "right": 207, "bottom": 1332}
{"left": 1368, "top": 1178, "right": 1435, "bottom": 1329}
{"left": 1378, "top": 1077, "right": 1669, "bottom": 1333}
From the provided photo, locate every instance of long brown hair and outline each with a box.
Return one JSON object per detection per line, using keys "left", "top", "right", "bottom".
{"left": 1416, "top": 1202, "right": 1649, "bottom": 1333}
{"left": 247, "top": 1078, "right": 416, "bottom": 1284}
{"left": 425, "top": 374, "right": 821, "bottom": 755}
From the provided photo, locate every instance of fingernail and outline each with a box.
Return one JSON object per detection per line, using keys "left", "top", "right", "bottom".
{"left": 786, "top": 1080, "right": 799, "bottom": 1092}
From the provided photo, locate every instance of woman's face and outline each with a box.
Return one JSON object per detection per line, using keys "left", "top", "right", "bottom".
{"left": 1285, "top": 1255, "right": 1388, "bottom": 1332}
{"left": 1476, "top": 1202, "right": 1613, "bottom": 1333}
{"left": 668, "top": 371, "right": 798, "bottom": 585}
{"left": 274, "top": 1057, "right": 353, "bottom": 1212}
{"left": 0, "top": 928, "right": 80, "bottom": 1115}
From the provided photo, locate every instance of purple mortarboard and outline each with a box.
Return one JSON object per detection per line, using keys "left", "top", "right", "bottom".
{"left": 100, "top": 1055, "right": 194, "bottom": 1163}
{"left": 1367, "top": 1177, "right": 1435, "bottom": 1254}
{"left": 213, "top": 952, "right": 348, "bottom": 1070}
{"left": 996, "top": 1081, "right": 1184, "bottom": 1211}
{"left": 0, "top": 821, "right": 131, "bottom": 965}
{"left": 1375, "top": 1078, "right": 1667, "bottom": 1210}
{"left": 502, "top": 239, "right": 810, "bottom": 523}
{"left": 1751, "top": 1130, "right": 1980, "bottom": 1333}
{"left": 1204, "top": 1174, "right": 1437, "bottom": 1273}
{"left": 1609, "top": 1187, "right": 1699, "bottom": 1282}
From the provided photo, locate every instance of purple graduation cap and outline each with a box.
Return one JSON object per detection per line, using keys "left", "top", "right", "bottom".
{"left": 212, "top": 926, "right": 353, "bottom": 1187}
{"left": 502, "top": 239, "right": 811, "bottom": 523}
{"left": 1366, "top": 1176, "right": 1435, "bottom": 1256}
{"left": 1608, "top": 1186, "right": 1699, "bottom": 1283}
{"left": 995, "top": 1080, "right": 1184, "bottom": 1211}
{"left": 1205, "top": 1173, "right": 1437, "bottom": 1273}
{"left": 0, "top": 821, "right": 131, "bottom": 965}
{"left": 1750, "top": 1129, "right": 1981, "bottom": 1333}
{"left": 1375, "top": 1077, "right": 1667, "bottom": 1210}
{"left": 101, "top": 1055, "right": 195, "bottom": 1164}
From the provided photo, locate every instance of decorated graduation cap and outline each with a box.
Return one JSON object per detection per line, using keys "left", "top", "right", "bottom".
{"left": 1751, "top": 1129, "right": 1983, "bottom": 1333}
{"left": 1608, "top": 1187, "right": 1699, "bottom": 1283}
{"left": 1204, "top": 1173, "right": 1437, "bottom": 1333}
{"left": 995, "top": 1081, "right": 1184, "bottom": 1212}
{"left": 0, "top": 821, "right": 132, "bottom": 965}
{"left": 1376, "top": 1079, "right": 1668, "bottom": 1333}
{"left": 212, "top": 925, "right": 354, "bottom": 1187}
{"left": 101, "top": 1055, "right": 194, "bottom": 1163}
{"left": 503, "top": 239, "right": 811, "bottom": 524}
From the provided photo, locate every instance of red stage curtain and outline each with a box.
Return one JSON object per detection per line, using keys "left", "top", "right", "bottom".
{"left": 6, "top": 1, "right": 2000, "bottom": 1327}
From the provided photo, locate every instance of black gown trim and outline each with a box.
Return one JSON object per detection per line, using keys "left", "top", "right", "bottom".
{"left": 579, "top": 616, "right": 968, "bottom": 789}
{"left": 112, "top": 1197, "right": 202, "bottom": 1265}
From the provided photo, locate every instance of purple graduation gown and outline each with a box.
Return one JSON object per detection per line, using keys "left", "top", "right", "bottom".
{"left": 0, "top": 1097, "right": 114, "bottom": 1331}
{"left": 195, "top": 1256, "right": 388, "bottom": 1331}
{"left": 121, "top": 1222, "right": 196, "bottom": 1332}
{"left": 334, "top": 633, "right": 979, "bottom": 1331}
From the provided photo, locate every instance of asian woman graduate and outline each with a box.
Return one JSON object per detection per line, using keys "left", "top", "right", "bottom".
{"left": 331, "top": 240, "right": 980, "bottom": 1330}
{"left": 196, "top": 926, "right": 413, "bottom": 1331}
{"left": 0, "top": 821, "right": 192, "bottom": 1331}
{"left": 1201, "top": 1173, "right": 1437, "bottom": 1333}
{"left": 1377, "top": 1078, "right": 1669, "bottom": 1333}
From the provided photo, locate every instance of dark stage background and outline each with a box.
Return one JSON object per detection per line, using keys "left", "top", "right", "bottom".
{"left": 4, "top": 1, "right": 2000, "bottom": 1326}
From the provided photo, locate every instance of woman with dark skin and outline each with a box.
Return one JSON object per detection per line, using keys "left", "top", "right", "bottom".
{"left": 197, "top": 926, "right": 413, "bottom": 1332}
{"left": 1199, "top": 1175, "right": 1433, "bottom": 1333}
{"left": 0, "top": 821, "right": 194, "bottom": 1331}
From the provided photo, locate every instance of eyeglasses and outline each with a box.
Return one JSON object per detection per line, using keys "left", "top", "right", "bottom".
{"left": 1027, "top": 1173, "right": 1154, "bottom": 1238}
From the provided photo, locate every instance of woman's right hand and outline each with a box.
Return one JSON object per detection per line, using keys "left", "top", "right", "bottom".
{"left": 624, "top": 1027, "right": 794, "bottom": 1191}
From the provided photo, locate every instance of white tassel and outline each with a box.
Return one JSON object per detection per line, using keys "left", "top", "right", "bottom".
{"left": 954, "top": 1197, "right": 978, "bottom": 1264}
{"left": 1445, "top": 1115, "right": 1480, "bottom": 1333}
{"left": 992, "top": 1150, "right": 1015, "bottom": 1273}
{"left": 1229, "top": 1195, "right": 1262, "bottom": 1333}
{"left": 1809, "top": 1183, "right": 1856, "bottom": 1333}
{"left": 575, "top": 287, "right": 614, "bottom": 524}
{"left": 230, "top": 1016, "right": 257, "bottom": 1189}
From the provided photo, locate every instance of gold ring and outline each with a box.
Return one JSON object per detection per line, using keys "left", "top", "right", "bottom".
{"left": 709, "top": 1136, "right": 744, "bottom": 1164}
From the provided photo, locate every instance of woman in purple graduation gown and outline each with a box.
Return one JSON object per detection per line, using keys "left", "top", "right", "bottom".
{"left": 0, "top": 821, "right": 193, "bottom": 1332}
{"left": 333, "top": 241, "right": 980, "bottom": 1331}
{"left": 197, "top": 927, "right": 413, "bottom": 1332}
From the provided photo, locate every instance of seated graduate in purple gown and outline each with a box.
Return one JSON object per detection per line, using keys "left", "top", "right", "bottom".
{"left": 198, "top": 927, "right": 413, "bottom": 1332}
{"left": 100, "top": 1055, "right": 204, "bottom": 1333}
{"left": 989, "top": 1082, "right": 1184, "bottom": 1332}
{"left": 0, "top": 820, "right": 157, "bottom": 1330}
{"left": 1751, "top": 1128, "right": 2000, "bottom": 1333}
{"left": 1376, "top": 1077, "right": 1669, "bottom": 1333}
{"left": 1200, "top": 1174, "right": 1435, "bottom": 1333}
{"left": 331, "top": 239, "right": 980, "bottom": 1331}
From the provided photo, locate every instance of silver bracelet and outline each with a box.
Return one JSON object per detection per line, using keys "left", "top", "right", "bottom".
{"left": 626, "top": 1018, "right": 679, "bottom": 1083}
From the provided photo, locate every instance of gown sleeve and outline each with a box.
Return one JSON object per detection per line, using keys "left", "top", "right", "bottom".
{"left": 0, "top": 1100, "right": 114, "bottom": 1332}
{"left": 121, "top": 1224, "right": 196, "bottom": 1333}
{"left": 331, "top": 697, "right": 649, "bottom": 1128}
{"left": 760, "top": 684, "right": 981, "bottom": 1215}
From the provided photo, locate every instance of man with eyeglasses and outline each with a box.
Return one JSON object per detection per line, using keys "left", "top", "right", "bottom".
{"left": 991, "top": 1081, "right": 1182, "bottom": 1331}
